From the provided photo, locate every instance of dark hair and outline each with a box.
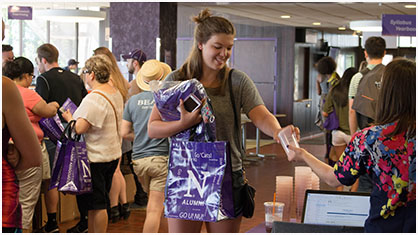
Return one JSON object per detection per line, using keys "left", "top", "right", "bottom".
{"left": 37, "top": 43, "right": 59, "bottom": 63}
{"left": 330, "top": 67, "right": 357, "bottom": 107}
{"left": 178, "top": 8, "right": 236, "bottom": 95}
{"left": 85, "top": 55, "right": 111, "bottom": 84}
{"left": 316, "top": 56, "right": 336, "bottom": 75}
{"left": 14, "top": 57, "right": 34, "bottom": 75}
{"left": 3, "top": 61, "right": 21, "bottom": 80}
{"left": 365, "top": 37, "right": 386, "bottom": 59}
{"left": 2, "top": 44, "right": 13, "bottom": 52}
{"left": 375, "top": 58, "right": 415, "bottom": 138}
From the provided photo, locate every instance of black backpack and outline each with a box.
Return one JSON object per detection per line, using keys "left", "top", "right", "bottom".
{"left": 352, "top": 64, "right": 385, "bottom": 123}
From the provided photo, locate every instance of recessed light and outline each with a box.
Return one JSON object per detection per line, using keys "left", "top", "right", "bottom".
{"left": 338, "top": 27, "right": 346, "bottom": 31}
{"left": 405, "top": 5, "right": 416, "bottom": 9}
{"left": 312, "top": 22, "right": 321, "bottom": 26}
{"left": 281, "top": 15, "right": 291, "bottom": 19}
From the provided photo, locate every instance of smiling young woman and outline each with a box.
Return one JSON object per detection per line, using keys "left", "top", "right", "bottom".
{"left": 147, "top": 8, "right": 300, "bottom": 233}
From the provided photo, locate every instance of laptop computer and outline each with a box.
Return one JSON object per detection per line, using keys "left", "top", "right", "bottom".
{"left": 301, "top": 189, "right": 371, "bottom": 227}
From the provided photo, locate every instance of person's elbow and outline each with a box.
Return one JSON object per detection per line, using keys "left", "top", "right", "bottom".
{"left": 325, "top": 174, "right": 343, "bottom": 188}
{"left": 147, "top": 128, "right": 159, "bottom": 139}
{"left": 121, "top": 129, "right": 133, "bottom": 142}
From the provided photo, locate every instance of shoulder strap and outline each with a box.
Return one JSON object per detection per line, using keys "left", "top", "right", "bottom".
{"left": 92, "top": 91, "right": 120, "bottom": 137}
{"left": 228, "top": 69, "right": 245, "bottom": 153}
{"left": 359, "top": 67, "right": 370, "bottom": 76}
{"left": 228, "top": 69, "right": 239, "bottom": 132}
{"left": 38, "top": 75, "right": 50, "bottom": 92}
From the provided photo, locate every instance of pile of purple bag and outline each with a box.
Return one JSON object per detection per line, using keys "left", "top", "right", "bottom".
{"left": 152, "top": 78, "right": 216, "bottom": 142}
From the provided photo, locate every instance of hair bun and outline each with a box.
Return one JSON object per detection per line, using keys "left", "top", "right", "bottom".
{"left": 192, "top": 8, "right": 212, "bottom": 24}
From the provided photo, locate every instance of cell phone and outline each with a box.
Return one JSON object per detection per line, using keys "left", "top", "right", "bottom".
{"left": 277, "top": 126, "right": 299, "bottom": 161}
{"left": 182, "top": 94, "right": 202, "bottom": 112}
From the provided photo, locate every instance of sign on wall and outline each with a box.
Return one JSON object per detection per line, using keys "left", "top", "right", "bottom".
{"left": 382, "top": 14, "right": 416, "bottom": 36}
{"left": 8, "top": 6, "right": 33, "bottom": 20}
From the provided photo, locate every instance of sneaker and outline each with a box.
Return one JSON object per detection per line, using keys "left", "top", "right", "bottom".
{"left": 66, "top": 221, "right": 88, "bottom": 233}
{"left": 37, "top": 223, "right": 59, "bottom": 233}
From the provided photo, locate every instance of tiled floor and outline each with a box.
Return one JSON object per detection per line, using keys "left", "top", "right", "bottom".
{"left": 59, "top": 134, "right": 333, "bottom": 233}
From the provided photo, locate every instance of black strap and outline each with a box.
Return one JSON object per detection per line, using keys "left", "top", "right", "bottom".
{"left": 227, "top": 69, "right": 239, "bottom": 133}
{"left": 228, "top": 69, "right": 245, "bottom": 153}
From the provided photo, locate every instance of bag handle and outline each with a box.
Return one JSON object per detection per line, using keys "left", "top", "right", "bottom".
{"left": 59, "top": 119, "right": 77, "bottom": 141}
{"left": 92, "top": 90, "right": 120, "bottom": 138}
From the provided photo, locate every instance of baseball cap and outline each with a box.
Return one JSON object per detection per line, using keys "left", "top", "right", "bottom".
{"left": 68, "top": 59, "right": 79, "bottom": 66}
{"left": 122, "top": 49, "right": 147, "bottom": 63}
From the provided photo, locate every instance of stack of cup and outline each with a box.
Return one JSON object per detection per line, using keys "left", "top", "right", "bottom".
{"left": 311, "top": 172, "right": 320, "bottom": 190}
{"left": 294, "top": 166, "right": 312, "bottom": 222}
{"left": 275, "top": 176, "right": 293, "bottom": 221}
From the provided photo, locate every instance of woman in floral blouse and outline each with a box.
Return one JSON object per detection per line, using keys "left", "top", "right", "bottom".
{"left": 288, "top": 58, "right": 415, "bottom": 233}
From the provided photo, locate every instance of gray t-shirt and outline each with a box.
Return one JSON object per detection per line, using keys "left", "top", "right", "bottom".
{"left": 166, "top": 69, "right": 264, "bottom": 171}
{"left": 123, "top": 91, "right": 169, "bottom": 160}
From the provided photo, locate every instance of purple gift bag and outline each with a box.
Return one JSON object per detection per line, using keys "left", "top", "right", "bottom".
{"left": 164, "top": 139, "right": 234, "bottom": 222}
{"left": 323, "top": 110, "right": 339, "bottom": 131}
{"left": 49, "top": 139, "right": 66, "bottom": 190}
{"left": 49, "top": 120, "right": 92, "bottom": 194}
{"left": 39, "top": 114, "right": 64, "bottom": 144}
{"left": 58, "top": 139, "right": 92, "bottom": 194}
{"left": 151, "top": 79, "right": 216, "bottom": 142}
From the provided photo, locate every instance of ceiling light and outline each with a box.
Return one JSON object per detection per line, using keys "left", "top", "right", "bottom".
{"left": 349, "top": 20, "right": 381, "bottom": 32}
{"left": 404, "top": 5, "right": 416, "bottom": 8}
{"left": 281, "top": 15, "right": 291, "bottom": 19}
{"left": 34, "top": 9, "right": 106, "bottom": 22}
{"left": 338, "top": 26, "right": 346, "bottom": 31}
{"left": 312, "top": 22, "right": 321, "bottom": 26}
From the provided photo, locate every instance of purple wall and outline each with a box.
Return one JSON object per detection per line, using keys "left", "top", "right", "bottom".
{"left": 109, "top": 2, "right": 159, "bottom": 61}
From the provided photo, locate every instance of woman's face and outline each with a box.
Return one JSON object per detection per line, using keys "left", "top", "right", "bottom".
{"left": 22, "top": 73, "right": 33, "bottom": 88}
{"left": 199, "top": 33, "right": 234, "bottom": 72}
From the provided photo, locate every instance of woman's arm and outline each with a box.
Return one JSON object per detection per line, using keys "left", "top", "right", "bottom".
{"left": 288, "top": 144, "right": 342, "bottom": 187}
{"left": 2, "top": 76, "right": 41, "bottom": 170}
{"left": 148, "top": 100, "right": 202, "bottom": 138}
{"left": 32, "top": 100, "right": 59, "bottom": 118}
{"left": 247, "top": 105, "right": 300, "bottom": 143}
{"left": 61, "top": 109, "right": 91, "bottom": 134}
{"left": 121, "top": 120, "right": 134, "bottom": 142}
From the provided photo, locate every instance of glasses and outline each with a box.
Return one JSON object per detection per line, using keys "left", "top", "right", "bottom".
{"left": 82, "top": 69, "right": 91, "bottom": 74}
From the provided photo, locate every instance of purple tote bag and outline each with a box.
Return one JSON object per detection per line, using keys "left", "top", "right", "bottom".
{"left": 164, "top": 139, "right": 235, "bottom": 222}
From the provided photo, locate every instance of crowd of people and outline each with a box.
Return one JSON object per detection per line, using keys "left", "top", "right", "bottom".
{"left": 2, "top": 8, "right": 415, "bottom": 234}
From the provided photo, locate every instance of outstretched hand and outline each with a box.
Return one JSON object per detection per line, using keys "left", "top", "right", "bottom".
{"left": 287, "top": 144, "right": 307, "bottom": 162}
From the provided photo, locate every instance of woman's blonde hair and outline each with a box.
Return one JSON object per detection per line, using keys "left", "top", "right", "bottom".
{"left": 84, "top": 55, "right": 111, "bottom": 84}
{"left": 93, "top": 47, "right": 129, "bottom": 102}
{"left": 178, "top": 8, "right": 236, "bottom": 95}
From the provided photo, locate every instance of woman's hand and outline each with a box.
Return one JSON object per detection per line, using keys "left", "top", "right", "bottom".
{"left": 178, "top": 99, "right": 202, "bottom": 129}
{"left": 274, "top": 125, "right": 301, "bottom": 143}
{"left": 7, "top": 142, "right": 20, "bottom": 169}
{"left": 287, "top": 144, "right": 308, "bottom": 162}
{"left": 61, "top": 109, "right": 73, "bottom": 123}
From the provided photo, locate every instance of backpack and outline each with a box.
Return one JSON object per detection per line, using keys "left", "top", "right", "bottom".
{"left": 352, "top": 64, "right": 385, "bottom": 121}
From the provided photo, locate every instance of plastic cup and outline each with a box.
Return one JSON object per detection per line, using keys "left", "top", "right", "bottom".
{"left": 264, "top": 202, "right": 284, "bottom": 233}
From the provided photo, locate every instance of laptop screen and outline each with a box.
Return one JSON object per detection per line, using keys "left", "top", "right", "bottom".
{"left": 302, "top": 190, "right": 370, "bottom": 227}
